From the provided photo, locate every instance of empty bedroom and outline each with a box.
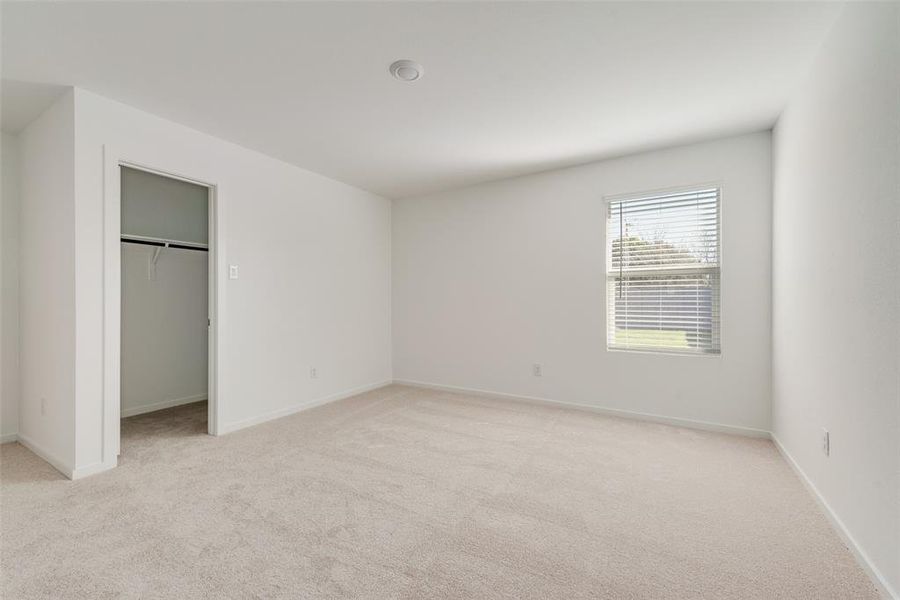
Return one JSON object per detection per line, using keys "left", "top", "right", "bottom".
{"left": 0, "top": 1, "right": 898, "bottom": 599}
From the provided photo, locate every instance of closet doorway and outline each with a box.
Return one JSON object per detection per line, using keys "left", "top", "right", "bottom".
{"left": 118, "top": 164, "right": 216, "bottom": 453}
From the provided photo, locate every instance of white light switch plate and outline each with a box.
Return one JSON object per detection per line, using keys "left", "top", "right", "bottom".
{"left": 229, "top": 265, "right": 239, "bottom": 280}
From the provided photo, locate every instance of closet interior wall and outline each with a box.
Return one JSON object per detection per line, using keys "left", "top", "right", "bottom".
{"left": 120, "top": 166, "right": 209, "bottom": 419}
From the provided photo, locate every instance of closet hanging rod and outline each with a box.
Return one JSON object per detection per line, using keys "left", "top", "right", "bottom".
{"left": 121, "top": 235, "right": 208, "bottom": 252}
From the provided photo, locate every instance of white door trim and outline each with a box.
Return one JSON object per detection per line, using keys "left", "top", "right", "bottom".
{"left": 102, "top": 145, "right": 223, "bottom": 465}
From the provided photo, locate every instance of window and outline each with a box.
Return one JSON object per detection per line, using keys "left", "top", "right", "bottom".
{"left": 606, "top": 186, "right": 721, "bottom": 354}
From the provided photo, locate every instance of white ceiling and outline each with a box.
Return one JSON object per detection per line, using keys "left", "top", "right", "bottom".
{"left": 2, "top": 2, "right": 840, "bottom": 198}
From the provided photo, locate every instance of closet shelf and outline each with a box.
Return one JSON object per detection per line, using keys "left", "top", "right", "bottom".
{"left": 121, "top": 234, "right": 208, "bottom": 252}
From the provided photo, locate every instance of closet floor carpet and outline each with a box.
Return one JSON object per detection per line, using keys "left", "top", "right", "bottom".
{"left": 1, "top": 385, "right": 878, "bottom": 599}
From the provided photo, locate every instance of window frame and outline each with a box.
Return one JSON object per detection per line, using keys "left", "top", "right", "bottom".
{"left": 604, "top": 183, "right": 724, "bottom": 357}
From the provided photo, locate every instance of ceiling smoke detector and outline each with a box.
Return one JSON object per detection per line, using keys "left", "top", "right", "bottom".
{"left": 389, "top": 60, "right": 424, "bottom": 82}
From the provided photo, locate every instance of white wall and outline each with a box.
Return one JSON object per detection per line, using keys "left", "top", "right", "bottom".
{"left": 121, "top": 244, "right": 208, "bottom": 417}
{"left": 1, "top": 133, "right": 21, "bottom": 443}
{"left": 71, "top": 89, "right": 391, "bottom": 473}
{"left": 772, "top": 4, "right": 900, "bottom": 596}
{"left": 393, "top": 132, "right": 772, "bottom": 433}
{"left": 16, "top": 90, "right": 76, "bottom": 472}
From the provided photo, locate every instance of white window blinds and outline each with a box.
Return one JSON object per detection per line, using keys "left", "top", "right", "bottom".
{"left": 606, "top": 187, "right": 721, "bottom": 354}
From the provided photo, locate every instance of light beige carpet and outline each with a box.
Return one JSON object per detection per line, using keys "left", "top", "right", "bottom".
{"left": 1, "top": 385, "right": 878, "bottom": 599}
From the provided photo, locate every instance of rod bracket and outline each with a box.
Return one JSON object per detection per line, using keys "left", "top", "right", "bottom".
{"left": 148, "top": 245, "right": 165, "bottom": 280}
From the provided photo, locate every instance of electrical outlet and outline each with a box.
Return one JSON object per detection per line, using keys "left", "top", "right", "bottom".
{"left": 532, "top": 363, "right": 542, "bottom": 377}
{"left": 229, "top": 265, "right": 239, "bottom": 280}
{"left": 822, "top": 428, "right": 830, "bottom": 457}
{"left": 40, "top": 397, "right": 46, "bottom": 416}
{"left": 310, "top": 367, "right": 318, "bottom": 379}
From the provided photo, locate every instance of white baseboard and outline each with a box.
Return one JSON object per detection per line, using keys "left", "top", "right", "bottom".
{"left": 771, "top": 434, "right": 898, "bottom": 600}
{"left": 218, "top": 380, "right": 393, "bottom": 435}
{"left": 15, "top": 432, "right": 74, "bottom": 479}
{"left": 393, "top": 379, "right": 771, "bottom": 438}
{"left": 0, "top": 432, "right": 17, "bottom": 444}
{"left": 71, "top": 457, "right": 118, "bottom": 480}
{"left": 122, "top": 393, "right": 207, "bottom": 418}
